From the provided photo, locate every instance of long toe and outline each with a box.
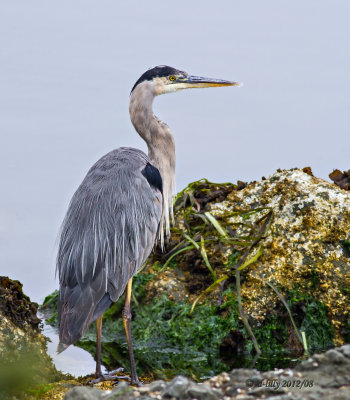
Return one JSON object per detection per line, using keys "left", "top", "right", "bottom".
{"left": 89, "top": 367, "right": 130, "bottom": 384}
{"left": 131, "top": 375, "right": 143, "bottom": 387}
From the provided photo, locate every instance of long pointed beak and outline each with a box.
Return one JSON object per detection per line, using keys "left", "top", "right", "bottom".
{"left": 178, "top": 75, "right": 241, "bottom": 89}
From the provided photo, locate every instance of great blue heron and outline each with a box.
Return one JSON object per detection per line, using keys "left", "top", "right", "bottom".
{"left": 56, "top": 65, "right": 239, "bottom": 385}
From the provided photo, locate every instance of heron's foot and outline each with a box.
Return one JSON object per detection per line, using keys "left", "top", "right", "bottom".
{"left": 89, "top": 368, "right": 131, "bottom": 384}
{"left": 130, "top": 375, "right": 143, "bottom": 387}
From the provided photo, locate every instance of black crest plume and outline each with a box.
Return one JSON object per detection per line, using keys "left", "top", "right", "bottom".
{"left": 131, "top": 65, "right": 184, "bottom": 93}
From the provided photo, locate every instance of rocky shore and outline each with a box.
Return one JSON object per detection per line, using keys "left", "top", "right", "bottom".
{"left": 62, "top": 345, "right": 350, "bottom": 400}
{"left": 0, "top": 276, "right": 62, "bottom": 399}
{"left": 42, "top": 168, "right": 350, "bottom": 379}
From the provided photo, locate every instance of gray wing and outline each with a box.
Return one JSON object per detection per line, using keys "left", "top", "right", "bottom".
{"left": 57, "top": 147, "right": 162, "bottom": 349}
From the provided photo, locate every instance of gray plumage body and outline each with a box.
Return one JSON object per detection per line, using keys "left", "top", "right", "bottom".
{"left": 56, "top": 66, "right": 238, "bottom": 379}
{"left": 57, "top": 147, "right": 162, "bottom": 348}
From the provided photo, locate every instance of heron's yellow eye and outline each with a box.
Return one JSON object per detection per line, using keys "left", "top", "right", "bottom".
{"left": 169, "top": 76, "right": 176, "bottom": 81}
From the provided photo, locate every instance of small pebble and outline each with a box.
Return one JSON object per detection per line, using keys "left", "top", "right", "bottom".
{"left": 147, "top": 380, "right": 167, "bottom": 392}
{"left": 64, "top": 386, "right": 103, "bottom": 400}
{"left": 326, "top": 349, "right": 346, "bottom": 364}
{"left": 340, "top": 344, "right": 350, "bottom": 358}
{"left": 162, "top": 375, "right": 190, "bottom": 398}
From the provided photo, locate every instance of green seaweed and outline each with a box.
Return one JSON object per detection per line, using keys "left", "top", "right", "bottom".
{"left": 253, "top": 314, "right": 289, "bottom": 370}
{"left": 130, "top": 292, "right": 241, "bottom": 379}
{"left": 76, "top": 279, "right": 243, "bottom": 379}
{"left": 42, "top": 279, "right": 321, "bottom": 378}
{"left": 41, "top": 277, "right": 336, "bottom": 378}
{"left": 40, "top": 290, "right": 59, "bottom": 326}
{"left": 288, "top": 288, "right": 334, "bottom": 353}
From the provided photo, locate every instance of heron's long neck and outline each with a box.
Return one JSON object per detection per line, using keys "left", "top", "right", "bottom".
{"left": 129, "top": 86, "right": 176, "bottom": 241}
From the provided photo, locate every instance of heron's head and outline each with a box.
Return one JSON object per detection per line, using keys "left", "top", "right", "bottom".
{"left": 131, "top": 65, "right": 240, "bottom": 96}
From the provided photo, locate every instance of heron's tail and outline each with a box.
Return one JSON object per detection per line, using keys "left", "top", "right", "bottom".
{"left": 57, "top": 287, "right": 113, "bottom": 354}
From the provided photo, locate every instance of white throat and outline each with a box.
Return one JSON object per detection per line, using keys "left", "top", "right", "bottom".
{"left": 129, "top": 81, "right": 176, "bottom": 245}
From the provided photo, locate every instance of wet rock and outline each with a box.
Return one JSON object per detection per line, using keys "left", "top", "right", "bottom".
{"left": 329, "top": 169, "right": 350, "bottom": 190}
{"left": 137, "top": 380, "right": 167, "bottom": 398}
{"left": 324, "top": 349, "right": 346, "bottom": 364}
{"left": 0, "top": 276, "right": 61, "bottom": 398}
{"left": 64, "top": 386, "right": 103, "bottom": 400}
{"left": 162, "top": 375, "right": 190, "bottom": 398}
{"left": 219, "top": 330, "right": 245, "bottom": 363}
{"left": 294, "top": 345, "right": 350, "bottom": 388}
{"left": 339, "top": 344, "right": 350, "bottom": 358}
{"left": 0, "top": 276, "right": 41, "bottom": 330}
{"left": 186, "top": 381, "right": 219, "bottom": 399}
{"left": 204, "top": 345, "right": 350, "bottom": 399}
{"left": 147, "top": 380, "right": 167, "bottom": 392}
{"left": 103, "top": 382, "right": 134, "bottom": 399}
{"left": 249, "top": 386, "right": 285, "bottom": 396}
{"left": 297, "top": 358, "right": 319, "bottom": 370}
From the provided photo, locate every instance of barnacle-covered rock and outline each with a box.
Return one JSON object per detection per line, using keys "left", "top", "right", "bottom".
{"left": 209, "top": 169, "right": 350, "bottom": 341}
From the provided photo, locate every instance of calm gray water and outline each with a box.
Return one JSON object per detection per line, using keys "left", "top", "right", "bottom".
{"left": 1, "top": 1, "right": 349, "bottom": 310}
{"left": 40, "top": 316, "right": 100, "bottom": 376}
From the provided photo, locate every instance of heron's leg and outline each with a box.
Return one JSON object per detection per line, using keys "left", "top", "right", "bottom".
{"left": 123, "top": 278, "right": 140, "bottom": 386}
{"left": 89, "top": 314, "right": 129, "bottom": 384}
{"left": 95, "top": 315, "right": 103, "bottom": 378}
